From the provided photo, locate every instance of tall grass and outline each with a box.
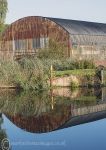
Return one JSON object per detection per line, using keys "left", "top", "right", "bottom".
{"left": 0, "top": 57, "right": 96, "bottom": 90}
{"left": 18, "top": 57, "right": 46, "bottom": 90}
{"left": 0, "top": 58, "right": 49, "bottom": 90}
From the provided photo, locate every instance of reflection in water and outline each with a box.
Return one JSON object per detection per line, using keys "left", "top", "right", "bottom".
{"left": 0, "top": 88, "right": 106, "bottom": 134}
{"left": 0, "top": 114, "right": 9, "bottom": 149}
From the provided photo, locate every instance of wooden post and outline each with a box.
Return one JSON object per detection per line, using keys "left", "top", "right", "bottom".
{"left": 50, "top": 65, "right": 53, "bottom": 87}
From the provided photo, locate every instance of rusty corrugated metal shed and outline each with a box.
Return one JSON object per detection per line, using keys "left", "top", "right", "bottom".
{"left": 1, "top": 16, "right": 106, "bottom": 61}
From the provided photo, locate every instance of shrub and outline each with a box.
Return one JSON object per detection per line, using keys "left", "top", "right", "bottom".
{"left": 0, "top": 58, "right": 49, "bottom": 91}
{"left": 38, "top": 39, "right": 66, "bottom": 59}
{"left": 0, "top": 56, "right": 96, "bottom": 90}
{"left": 51, "top": 59, "right": 95, "bottom": 71}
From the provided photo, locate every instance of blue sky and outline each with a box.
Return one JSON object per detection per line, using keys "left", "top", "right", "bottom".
{"left": 6, "top": 0, "right": 106, "bottom": 24}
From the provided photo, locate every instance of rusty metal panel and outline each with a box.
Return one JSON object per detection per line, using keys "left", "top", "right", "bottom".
{"left": 1, "top": 16, "right": 106, "bottom": 61}
{"left": 0, "top": 16, "right": 69, "bottom": 59}
{"left": 2, "top": 17, "right": 68, "bottom": 41}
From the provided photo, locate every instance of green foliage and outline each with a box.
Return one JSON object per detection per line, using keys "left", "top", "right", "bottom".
{"left": 38, "top": 39, "right": 66, "bottom": 59}
{"left": 55, "top": 69, "right": 95, "bottom": 77}
{"left": 37, "top": 39, "right": 95, "bottom": 71}
{"left": 46, "top": 59, "right": 95, "bottom": 71}
{"left": 0, "top": 0, "right": 8, "bottom": 24}
{"left": 17, "top": 57, "right": 49, "bottom": 90}
{"left": 0, "top": 60, "right": 20, "bottom": 85}
{"left": 0, "top": 24, "right": 8, "bottom": 35}
{"left": 0, "top": 58, "right": 49, "bottom": 91}
{"left": 39, "top": 58, "right": 95, "bottom": 72}
{"left": 0, "top": 56, "right": 96, "bottom": 90}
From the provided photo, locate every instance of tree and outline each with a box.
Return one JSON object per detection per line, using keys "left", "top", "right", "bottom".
{"left": 38, "top": 39, "right": 67, "bottom": 60}
{"left": 0, "top": 0, "right": 8, "bottom": 24}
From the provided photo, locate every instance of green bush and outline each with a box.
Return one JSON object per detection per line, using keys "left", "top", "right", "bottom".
{"left": 0, "top": 58, "right": 49, "bottom": 91}
{"left": 50, "top": 59, "right": 95, "bottom": 71}
{"left": 38, "top": 39, "right": 66, "bottom": 59}
{"left": 0, "top": 56, "right": 96, "bottom": 90}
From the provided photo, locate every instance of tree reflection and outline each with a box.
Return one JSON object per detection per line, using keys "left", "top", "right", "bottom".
{"left": 0, "top": 113, "right": 10, "bottom": 150}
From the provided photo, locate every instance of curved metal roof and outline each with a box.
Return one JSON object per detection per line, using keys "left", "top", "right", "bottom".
{"left": 2, "top": 16, "right": 106, "bottom": 41}
{"left": 47, "top": 17, "right": 106, "bottom": 35}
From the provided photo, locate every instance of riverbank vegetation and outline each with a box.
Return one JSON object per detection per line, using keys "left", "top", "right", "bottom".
{"left": 55, "top": 69, "right": 95, "bottom": 77}
{"left": 0, "top": 57, "right": 96, "bottom": 90}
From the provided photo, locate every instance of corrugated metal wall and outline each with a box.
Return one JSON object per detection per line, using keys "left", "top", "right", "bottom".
{"left": 0, "top": 16, "right": 106, "bottom": 64}
{"left": 0, "top": 16, "right": 69, "bottom": 59}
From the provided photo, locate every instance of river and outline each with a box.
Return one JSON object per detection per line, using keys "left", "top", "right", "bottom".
{"left": 0, "top": 87, "right": 106, "bottom": 150}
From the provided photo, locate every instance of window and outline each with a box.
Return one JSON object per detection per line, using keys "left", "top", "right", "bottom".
{"left": 15, "top": 40, "right": 27, "bottom": 51}
{"left": 32, "top": 37, "right": 49, "bottom": 49}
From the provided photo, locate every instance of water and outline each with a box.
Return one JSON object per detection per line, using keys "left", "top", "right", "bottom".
{"left": 0, "top": 87, "right": 106, "bottom": 150}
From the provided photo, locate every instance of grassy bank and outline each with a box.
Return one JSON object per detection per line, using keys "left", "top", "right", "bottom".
{"left": 55, "top": 69, "right": 95, "bottom": 77}
{"left": 0, "top": 57, "right": 97, "bottom": 90}
{"left": 52, "top": 69, "right": 97, "bottom": 88}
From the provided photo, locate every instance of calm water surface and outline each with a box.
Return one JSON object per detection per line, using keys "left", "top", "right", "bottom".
{"left": 0, "top": 88, "right": 106, "bottom": 150}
